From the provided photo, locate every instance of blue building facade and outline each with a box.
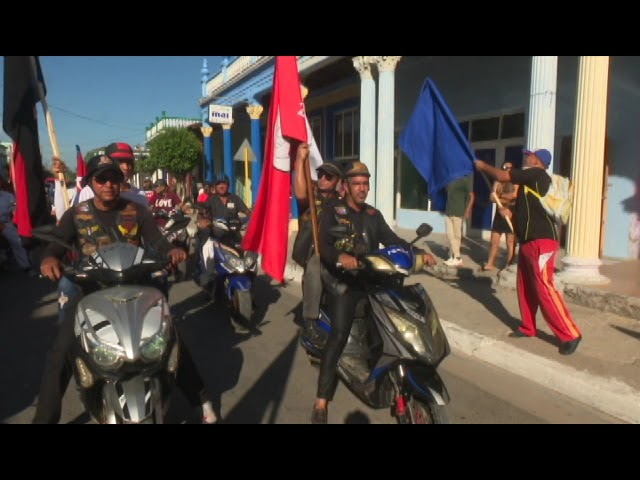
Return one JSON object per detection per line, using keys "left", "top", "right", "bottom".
{"left": 198, "top": 56, "right": 640, "bottom": 264}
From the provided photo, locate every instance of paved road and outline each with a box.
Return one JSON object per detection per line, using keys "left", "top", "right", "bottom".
{"left": 0, "top": 271, "right": 621, "bottom": 424}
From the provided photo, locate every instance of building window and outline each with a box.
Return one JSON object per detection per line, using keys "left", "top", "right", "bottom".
{"left": 470, "top": 116, "right": 500, "bottom": 142}
{"left": 501, "top": 112, "right": 525, "bottom": 139}
{"left": 464, "top": 111, "right": 525, "bottom": 142}
{"left": 399, "top": 150, "right": 430, "bottom": 211}
{"left": 333, "top": 108, "right": 359, "bottom": 160}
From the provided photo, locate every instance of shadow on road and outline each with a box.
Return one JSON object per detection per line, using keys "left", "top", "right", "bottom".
{"left": 611, "top": 325, "right": 640, "bottom": 341}
{"left": 0, "top": 273, "right": 57, "bottom": 422}
{"left": 222, "top": 333, "right": 299, "bottom": 424}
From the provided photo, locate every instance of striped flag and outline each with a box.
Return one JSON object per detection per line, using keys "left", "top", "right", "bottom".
{"left": 75, "top": 145, "right": 87, "bottom": 189}
{"left": 242, "top": 56, "right": 308, "bottom": 283}
{"left": 2, "top": 56, "right": 50, "bottom": 238}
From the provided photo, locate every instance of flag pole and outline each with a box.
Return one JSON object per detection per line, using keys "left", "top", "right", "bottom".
{"left": 244, "top": 146, "right": 251, "bottom": 207}
{"left": 303, "top": 148, "right": 320, "bottom": 257}
{"left": 29, "top": 57, "right": 69, "bottom": 210}
{"left": 478, "top": 170, "right": 514, "bottom": 233}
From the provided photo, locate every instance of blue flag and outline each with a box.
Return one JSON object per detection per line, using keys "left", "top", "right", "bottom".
{"left": 398, "top": 77, "right": 475, "bottom": 212}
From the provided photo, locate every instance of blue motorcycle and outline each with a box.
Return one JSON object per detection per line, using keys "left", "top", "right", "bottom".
{"left": 299, "top": 223, "right": 451, "bottom": 424}
{"left": 196, "top": 213, "right": 258, "bottom": 330}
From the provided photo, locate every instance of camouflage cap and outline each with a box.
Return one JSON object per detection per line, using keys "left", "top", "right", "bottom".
{"left": 343, "top": 161, "right": 371, "bottom": 178}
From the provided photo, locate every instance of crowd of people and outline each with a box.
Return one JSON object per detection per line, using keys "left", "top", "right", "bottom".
{"left": 0, "top": 139, "right": 580, "bottom": 424}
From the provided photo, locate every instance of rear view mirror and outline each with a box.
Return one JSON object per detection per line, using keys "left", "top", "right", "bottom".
{"left": 416, "top": 223, "right": 433, "bottom": 239}
{"left": 31, "top": 225, "right": 76, "bottom": 251}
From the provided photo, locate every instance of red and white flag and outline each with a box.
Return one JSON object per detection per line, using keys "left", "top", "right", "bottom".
{"left": 75, "top": 145, "right": 87, "bottom": 189}
{"left": 242, "top": 56, "right": 309, "bottom": 283}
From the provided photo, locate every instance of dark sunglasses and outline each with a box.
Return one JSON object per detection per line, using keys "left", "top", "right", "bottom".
{"left": 502, "top": 165, "right": 513, "bottom": 170}
{"left": 319, "top": 172, "right": 335, "bottom": 181}
{"left": 93, "top": 172, "right": 122, "bottom": 185}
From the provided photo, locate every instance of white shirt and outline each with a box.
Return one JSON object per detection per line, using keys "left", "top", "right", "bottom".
{"left": 77, "top": 184, "right": 149, "bottom": 207}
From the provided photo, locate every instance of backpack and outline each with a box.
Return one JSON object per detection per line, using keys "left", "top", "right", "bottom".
{"left": 524, "top": 173, "right": 573, "bottom": 225}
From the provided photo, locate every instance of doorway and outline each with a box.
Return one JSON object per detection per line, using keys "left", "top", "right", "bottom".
{"left": 471, "top": 142, "right": 524, "bottom": 232}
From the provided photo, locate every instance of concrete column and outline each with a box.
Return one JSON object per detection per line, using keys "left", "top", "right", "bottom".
{"left": 558, "top": 56, "right": 611, "bottom": 285}
{"left": 222, "top": 122, "right": 234, "bottom": 192}
{"left": 498, "top": 57, "right": 560, "bottom": 288}
{"left": 201, "top": 59, "right": 209, "bottom": 98}
{"left": 246, "top": 104, "right": 263, "bottom": 203}
{"left": 526, "top": 56, "right": 558, "bottom": 171}
{"left": 201, "top": 125, "right": 214, "bottom": 183}
{"left": 374, "top": 56, "right": 401, "bottom": 223}
{"left": 352, "top": 56, "right": 377, "bottom": 205}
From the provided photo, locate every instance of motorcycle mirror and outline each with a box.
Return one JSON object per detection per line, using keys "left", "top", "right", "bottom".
{"left": 416, "top": 223, "right": 433, "bottom": 238}
{"left": 31, "top": 225, "right": 76, "bottom": 251}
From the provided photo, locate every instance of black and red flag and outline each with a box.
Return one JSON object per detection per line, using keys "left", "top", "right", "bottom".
{"left": 2, "top": 56, "right": 50, "bottom": 238}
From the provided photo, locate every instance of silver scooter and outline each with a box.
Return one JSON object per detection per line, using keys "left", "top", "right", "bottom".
{"left": 33, "top": 226, "right": 180, "bottom": 424}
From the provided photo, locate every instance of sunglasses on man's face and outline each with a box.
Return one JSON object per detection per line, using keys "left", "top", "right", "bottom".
{"left": 503, "top": 165, "right": 513, "bottom": 170}
{"left": 319, "top": 172, "right": 335, "bottom": 181}
{"left": 94, "top": 172, "right": 122, "bottom": 185}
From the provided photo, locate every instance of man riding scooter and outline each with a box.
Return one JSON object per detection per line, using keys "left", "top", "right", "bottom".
{"left": 310, "top": 161, "right": 436, "bottom": 424}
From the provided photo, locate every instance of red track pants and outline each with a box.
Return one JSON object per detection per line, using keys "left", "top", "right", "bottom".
{"left": 516, "top": 239, "right": 582, "bottom": 342}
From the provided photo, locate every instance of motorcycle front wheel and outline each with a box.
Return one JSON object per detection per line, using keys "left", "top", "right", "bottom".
{"left": 395, "top": 397, "right": 450, "bottom": 424}
{"left": 231, "top": 289, "right": 253, "bottom": 329}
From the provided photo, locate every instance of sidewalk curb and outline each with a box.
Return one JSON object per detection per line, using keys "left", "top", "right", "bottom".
{"left": 441, "top": 320, "right": 640, "bottom": 424}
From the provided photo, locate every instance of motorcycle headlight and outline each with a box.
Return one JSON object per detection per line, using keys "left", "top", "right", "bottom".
{"left": 383, "top": 306, "right": 428, "bottom": 356}
{"left": 244, "top": 251, "right": 258, "bottom": 270}
{"left": 221, "top": 250, "right": 245, "bottom": 272}
{"left": 140, "top": 317, "right": 171, "bottom": 362}
{"left": 91, "top": 344, "right": 125, "bottom": 369}
{"left": 78, "top": 310, "right": 126, "bottom": 371}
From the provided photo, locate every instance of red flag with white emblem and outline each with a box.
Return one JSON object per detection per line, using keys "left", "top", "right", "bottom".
{"left": 242, "top": 56, "right": 308, "bottom": 283}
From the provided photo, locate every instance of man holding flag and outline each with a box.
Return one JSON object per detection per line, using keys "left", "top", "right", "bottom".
{"left": 292, "top": 143, "right": 343, "bottom": 341}
{"left": 242, "top": 56, "right": 312, "bottom": 283}
{"left": 2, "top": 56, "right": 51, "bottom": 241}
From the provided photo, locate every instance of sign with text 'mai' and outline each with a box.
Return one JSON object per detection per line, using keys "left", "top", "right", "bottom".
{"left": 208, "top": 104, "right": 233, "bottom": 124}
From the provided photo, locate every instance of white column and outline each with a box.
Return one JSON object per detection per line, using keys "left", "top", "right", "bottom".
{"left": 526, "top": 56, "right": 558, "bottom": 171}
{"left": 374, "top": 56, "right": 401, "bottom": 223}
{"left": 558, "top": 56, "right": 611, "bottom": 285}
{"left": 352, "top": 56, "right": 377, "bottom": 205}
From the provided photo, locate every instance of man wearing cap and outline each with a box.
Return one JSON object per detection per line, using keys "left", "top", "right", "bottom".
{"left": 77, "top": 142, "right": 148, "bottom": 207}
{"left": 33, "top": 154, "right": 218, "bottom": 424}
{"left": 207, "top": 173, "right": 251, "bottom": 220}
{"left": 292, "top": 143, "right": 343, "bottom": 342}
{"left": 310, "top": 161, "right": 437, "bottom": 424}
{"left": 474, "top": 149, "right": 582, "bottom": 356}
{"left": 148, "top": 178, "right": 183, "bottom": 229}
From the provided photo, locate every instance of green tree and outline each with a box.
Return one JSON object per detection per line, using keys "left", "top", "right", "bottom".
{"left": 147, "top": 127, "right": 202, "bottom": 184}
{"left": 136, "top": 157, "right": 158, "bottom": 175}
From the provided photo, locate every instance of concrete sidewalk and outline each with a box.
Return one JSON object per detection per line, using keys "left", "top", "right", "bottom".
{"left": 282, "top": 228, "right": 640, "bottom": 424}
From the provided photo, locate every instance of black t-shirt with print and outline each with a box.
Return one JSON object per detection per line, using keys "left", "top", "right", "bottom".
{"left": 43, "top": 198, "right": 172, "bottom": 260}
{"left": 510, "top": 167, "right": 558, "bottom": 244}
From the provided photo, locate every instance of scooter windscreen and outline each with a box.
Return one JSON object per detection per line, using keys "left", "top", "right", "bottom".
{"left": 76, "top": 243, "right": 167, "bottom": 284}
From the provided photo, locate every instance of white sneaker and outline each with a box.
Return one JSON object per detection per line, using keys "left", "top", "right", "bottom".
{"left": 444, "top": 257, "right": 463, "bottom": 267}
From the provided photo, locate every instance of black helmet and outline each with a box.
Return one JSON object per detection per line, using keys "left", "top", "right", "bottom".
{"left": 316, "top": 160, "right": 343, "bottom": 180}
{"left": 214, "top": 173, "right": 230, "bottom": 185}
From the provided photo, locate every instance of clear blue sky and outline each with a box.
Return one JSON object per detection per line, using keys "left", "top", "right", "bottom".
{"left": 1, "top": 56, "right": 227, "bottom": 168}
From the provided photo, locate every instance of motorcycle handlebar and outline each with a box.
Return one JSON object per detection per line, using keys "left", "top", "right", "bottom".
{"left": 61, "top": 257, "right": 172, "bottom": 284}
